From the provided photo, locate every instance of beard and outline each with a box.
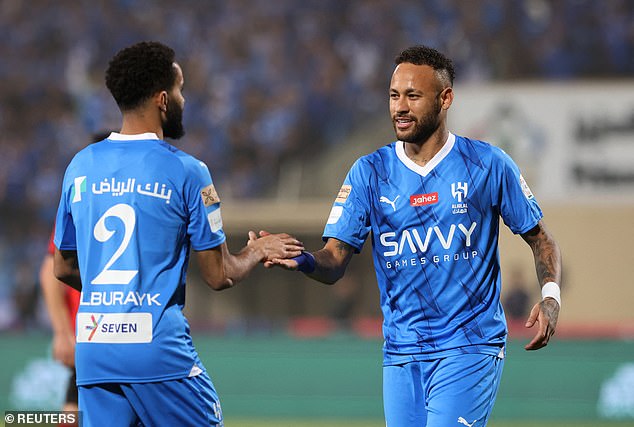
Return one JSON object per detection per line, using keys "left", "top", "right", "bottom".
{"left": 162, "top": 102, "right": 185, "bottom": 140}
{"left": 393, "top": 100, "right": 442, "bottom": 144}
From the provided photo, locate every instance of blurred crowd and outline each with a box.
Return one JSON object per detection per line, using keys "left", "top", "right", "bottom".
{"left": 0, "top": 0, "right": 632, "bottom": 330}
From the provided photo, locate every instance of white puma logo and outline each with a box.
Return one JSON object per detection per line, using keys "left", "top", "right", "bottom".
{"left": 457, "top": 417, "right": 477, "bottom": 427}
{"left": 379, "top": 195, "right": 400, "bottom": 211}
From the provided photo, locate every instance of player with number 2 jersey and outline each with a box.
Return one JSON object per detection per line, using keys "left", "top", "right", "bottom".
{"left": 55, "top": 131, "right": 223, "bottom": 384}
{"left": 53, "top": 41, "right": 303, "bottom": 427}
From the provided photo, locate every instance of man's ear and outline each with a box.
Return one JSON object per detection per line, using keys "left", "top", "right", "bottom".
{"left": 440, "top": 87, "right": 454, "bottom": 110}
{"left": 156, "top": 91, "right": 168, "bottom": 112}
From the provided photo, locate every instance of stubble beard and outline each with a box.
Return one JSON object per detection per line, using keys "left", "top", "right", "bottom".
{"left": 393, "top": 112, "right": 440, "bottom": 144}
{"left": 394, "top": 90, "right": 445, "bottom": 144}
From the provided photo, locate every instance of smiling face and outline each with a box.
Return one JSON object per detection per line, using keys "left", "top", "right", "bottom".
{"left": 389, "top": 63, "right": 452, "bottom": 144}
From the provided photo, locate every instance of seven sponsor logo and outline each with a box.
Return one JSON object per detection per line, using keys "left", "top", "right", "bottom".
{"left": 85, "top": 314, "right": 104, "bottom": 341}
{"left": 77, "top": 312, "right": 152, "bottom": 343}
{"left": 410, "top": 192, "right": 438, "bottom": 207}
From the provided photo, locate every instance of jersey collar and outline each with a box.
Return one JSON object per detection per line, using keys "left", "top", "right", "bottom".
{"left": 395, "top": 133, "right": 456, "bottom": 177}
{"left": 108, "top": 132, "right": 160, "bottom": 141}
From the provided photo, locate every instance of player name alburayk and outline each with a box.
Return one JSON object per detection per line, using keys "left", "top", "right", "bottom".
{"left": 80, "top": 290, "right": 162, "bottom": 306}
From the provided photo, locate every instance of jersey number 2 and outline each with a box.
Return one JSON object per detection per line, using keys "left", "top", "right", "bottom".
{"left": 91, "top": 203, "right": 139, "bottom": 285}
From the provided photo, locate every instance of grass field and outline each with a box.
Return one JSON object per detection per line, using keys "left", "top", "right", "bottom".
{"left": 3, "top": 421, "right": 633, "bottom": 427}
{"left": 3, "top": 335, "right": 634, "bottom": 426}
{"left": 223, "top": 419, "right": 634, "bottom": 427}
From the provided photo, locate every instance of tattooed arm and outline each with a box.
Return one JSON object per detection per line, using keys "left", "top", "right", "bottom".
{"left": 307, "top": 238, "right": 356, "bottom": 284}
{"left": 520, "top": 220, "right": 562, "bottom": 351}
{"left": 267, "top": 237, "right": 355, "bottom": 285}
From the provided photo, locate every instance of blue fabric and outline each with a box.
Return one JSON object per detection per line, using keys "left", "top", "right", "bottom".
{"left": 55, "top": 133, "right": 225, "bottom": 385}
{"left": 78, "top": 372, "right": 223, "bottom": 427}
{"left": 383, "top": 353, "right": 504, "bottom": 427}
{"left": 323, "top": 134, "right": 542, "bottom": 364}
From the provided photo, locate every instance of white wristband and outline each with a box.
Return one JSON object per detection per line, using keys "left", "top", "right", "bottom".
{"left": 541, "top": 282, "right": 561, "bottom": 307}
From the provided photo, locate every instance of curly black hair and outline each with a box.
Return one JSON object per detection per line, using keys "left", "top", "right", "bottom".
{"left": 395, "top": 45, "right": 455, "bottom": 87}
{"left": 105, "top": 41, "right": 177, "bottom": 111}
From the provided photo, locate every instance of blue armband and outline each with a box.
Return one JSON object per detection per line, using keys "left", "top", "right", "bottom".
{"left": 291, "top": 251, "right": 315, "bottom": 274}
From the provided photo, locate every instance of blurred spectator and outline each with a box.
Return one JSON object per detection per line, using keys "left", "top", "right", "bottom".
{"left": 11, "top": 261, "right": 41, "bottom": 331}
{"left": 504, "top": 267, "right": 531, "bottom": 321}
{"left": 0, "top": 0, "right": 631, "bottom": 330}
{"left": 329, "top": 274, "right": 361, "bottom": 332}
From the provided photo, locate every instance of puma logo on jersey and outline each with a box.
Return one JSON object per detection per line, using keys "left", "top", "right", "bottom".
{"left": 380, "top": 195, "right": 400, "bottom": 211}
{"left": 457, "top": 417, "right": 477, "bottom": 427}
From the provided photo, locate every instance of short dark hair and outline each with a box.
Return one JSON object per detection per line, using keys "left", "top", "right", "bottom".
{"left": 395, "top": 45, "right": 455, "bottom": 86}
{"left": 105, "top": 41, "right": 177, "bottom": 111}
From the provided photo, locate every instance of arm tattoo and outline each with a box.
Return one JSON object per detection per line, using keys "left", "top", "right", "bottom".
{"left": 522, "top": 222, "right": 562, "bottom": 285}
{"left": 310, "top": 239, "right": 354, "bottom": 284}
{"left": 335, "top": 240, "right": 353, "bottom": 257}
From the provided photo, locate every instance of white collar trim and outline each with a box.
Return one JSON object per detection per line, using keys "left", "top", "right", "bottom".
{"left": 396, "top": 133, "right": 456, "bottom": 176}
{"left": 108, "top": 132, "right": 160, "bottom": 141}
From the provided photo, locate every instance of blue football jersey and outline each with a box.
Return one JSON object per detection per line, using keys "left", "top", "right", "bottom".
{"left": 55, "top": 133, "right": 226, "bottom": 385}
{"left": 323, "top": 134, "right": 542, "bottom": 365}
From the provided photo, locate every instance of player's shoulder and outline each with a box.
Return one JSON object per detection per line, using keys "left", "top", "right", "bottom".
{"left": 346, "top": 142, "right": 398, "bottom": 181}
{"left": 159, "top": 143, "right": 212, "bottom": 181}
{"left": 158, "top": 140, "right": 203, "bottom": 166}
{"left": 371, "top": 141, "right": 398, "bottom": 157}
{"left": 66, "top": 139, "right": 104, "bottom": 168}
{"left": 355, "top": 142, "right": 398, "bottom": 167}
{"left": 73, "top": 139, "right": 105, "bottom": 156}
{"left": 454, "top": 134, "right": 495, "bottom": 154}
{"left": 453, "top": 134, "right": 510, "bottom": 165}
{"left": 120, "top": 138, "right": 208, "bottom": 178}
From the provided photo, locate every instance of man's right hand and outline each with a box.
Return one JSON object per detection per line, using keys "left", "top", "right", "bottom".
{"left": 247, "top": 230, "right": 304, "bottom": 263}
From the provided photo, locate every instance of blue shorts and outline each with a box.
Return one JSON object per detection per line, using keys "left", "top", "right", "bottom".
{"left": 78, "top": 372, "right": 223, "bottom": 427}
{"left": 383, "top": 353, "right": 504, "bottom": 427}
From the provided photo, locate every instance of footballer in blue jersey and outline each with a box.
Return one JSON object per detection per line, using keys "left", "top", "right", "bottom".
{"left": 267, "top": 46, "right": 562, "bottom": 426}
{"left": 54, "top": 41, "right": 303, "bottom": 427}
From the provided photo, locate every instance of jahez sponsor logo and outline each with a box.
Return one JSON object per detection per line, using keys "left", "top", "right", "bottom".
{"left": 410, "top": 192, "right": 438, "bottom": 207}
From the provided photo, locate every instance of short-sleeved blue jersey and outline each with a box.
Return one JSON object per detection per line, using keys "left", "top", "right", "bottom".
{"left": 55, "top": 133, "right": 225, "bottom": 385}
{"left": 323, "top": 134, "right": 542, "bottom": 365}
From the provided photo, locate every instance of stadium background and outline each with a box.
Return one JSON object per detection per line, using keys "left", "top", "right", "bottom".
{"left": 1, "top": 0, "right": 633, "bottom": 425}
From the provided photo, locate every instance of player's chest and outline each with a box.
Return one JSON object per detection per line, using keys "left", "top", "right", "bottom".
{"left": 369, "top": 172, "right": 489, "bottom": 222}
